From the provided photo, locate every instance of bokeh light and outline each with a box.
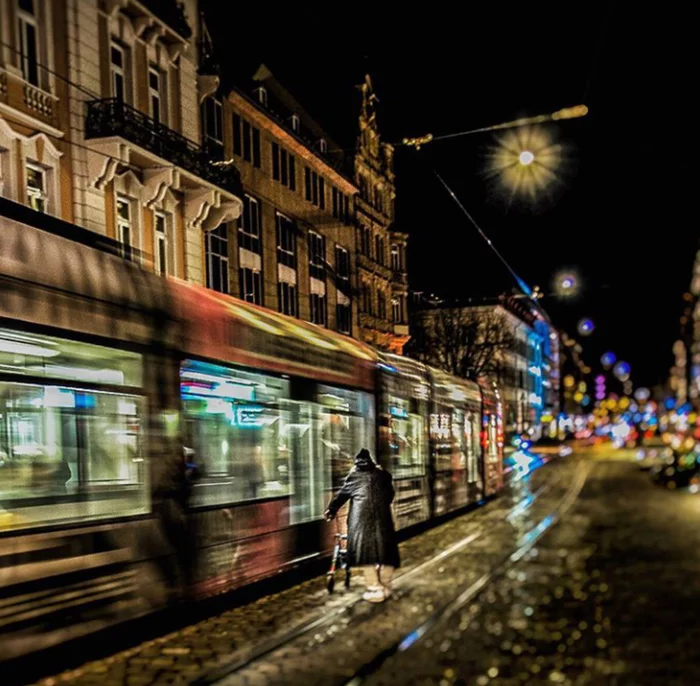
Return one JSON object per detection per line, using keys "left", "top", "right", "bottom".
{"left": 577, "top": 318, "right": 595, "bottom": 336}
{"left": 485, "top": 126, "right": 566, "bottom": 204}
{"left": 553, "top": 270, "right": 579, "bottom": 298}
{"left": 614, "top": 361, "right": 631, "bottom": 381}
{"left": 634, "top": 387, "right": 650, "bottom": 402}
{"left": 601, "top": 352, "right": 616, "bottom": 368}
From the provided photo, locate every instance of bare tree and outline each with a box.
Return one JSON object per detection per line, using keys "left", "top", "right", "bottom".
{"left": 408, "top": 308, "right": 515, "bottom": 382}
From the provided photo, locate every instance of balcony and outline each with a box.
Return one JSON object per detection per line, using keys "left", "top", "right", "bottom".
{"left": 85, "top": 98, "right": 242, "bottom": 198}
{"left": 0, "top": 67, "right": 61, "bottom": 135}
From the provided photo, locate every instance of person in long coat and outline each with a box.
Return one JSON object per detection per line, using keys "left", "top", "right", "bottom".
{"left": 325, "top": 449, "right": 400, "bottom": 602}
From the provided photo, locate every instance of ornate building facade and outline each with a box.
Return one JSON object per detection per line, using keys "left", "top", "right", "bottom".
{"left": 0, "top": 0, "right": 242, "bottom": 283}
{"left": 354, "top": 76, "right": 409, "bottom": 354}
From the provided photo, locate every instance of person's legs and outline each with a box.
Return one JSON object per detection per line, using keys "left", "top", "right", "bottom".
{"left": 379, "top": 565, "right": 395, "bottom": 597}
{"left": 363, "top": 565, "right": 380, "bottom": 589}
{"left": 362, "top": 565, "right": 385, "bottom": 602}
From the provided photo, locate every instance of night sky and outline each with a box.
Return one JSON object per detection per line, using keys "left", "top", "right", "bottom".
{"left": 205, "top": 2, "right": 696, "bottom": 389}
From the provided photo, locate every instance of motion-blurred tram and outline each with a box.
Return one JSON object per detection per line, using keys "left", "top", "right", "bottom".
{"left": 0, "top": 207, "right": 503, "bottom": 662}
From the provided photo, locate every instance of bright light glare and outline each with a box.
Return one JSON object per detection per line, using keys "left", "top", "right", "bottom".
{"left": 485, "top": 126, "right": 568, "bottom": 205}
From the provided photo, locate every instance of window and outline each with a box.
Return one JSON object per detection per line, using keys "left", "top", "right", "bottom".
{"left": 387, "top": 397, "right": 426, "bottom": 479}
{"left": 377, "top": 291, "right": 387, "bottom": 320}
{"left": 374, "top": 186, "right": 384, "bottom": 213}
{"left": 359, "top": 225, "right": 371, "bottom": 256}
{"left": 26, "top": 163, "right": 46, "bottom": 213}
{"left": 290, "top": 114, "right": 300, "bottom": 132}
{"left": 272, "top": 143, "right": 295, "bottom": 189}
{"left": 336, "top": 303, "right": 351, "bottom": 335}
{"left": 392, "top": 298, "right": 401, "bottom": 324}
{"left": 308, "top": 231, "right": 325, "bottom": 281}
{"left": 17, "top": 0, "right": 39, "bottom": 86}
{"left": 154, "top": 212, "right": 169, "bottom": 276}
{"left": 232, "top": 114, "right": 242, "bottom": 156}
{"left": 335, "top": 246, "right": 350, "bottom": 286}
{"left": 317, "top": 384, "right": 375, "bottom": 498}
{"left": 148, "top": 66, "right": 164, "bottom": 124}
{"left": 361, "top": 282, "right": 372, "bottom": 314}
{"left": 115, "top": 195, "right": 133, "bottom": 261}
{"left": 375, "top": 235, "right": 385, "bottom": 265}
{"left": 391, "top": 243, "right": 401, "bottom": 271}
{"left": 331, "top": 188, "right": 349, "bottom": 222}
{"left": 0, "top": 327, "right": 146, "bottom": 531}
{"left": 278, "top": 281, "right": 298, "bottom": 317}
{"left": 206, "top": 223, "right": 229, "bottom": 294}
{"left": 305, "top": 169, "right": 324, "bottom": 207}
{"left": 239, "top": 195, "right": 262, "bottom": 254}
{"left": 240, "top": 267, "right": 262, "bottom": 305}
{"left": 233, "top": 115, "right": 261, "bottom": 167}
{"left": 202, "top": 96, "right": 223, "bottom": 158}
{"left": 252, "top": 128, "right": 261, "bottom": 168}
{"left": 276, "top": 212, "right": 296, "bottom": 269}
{"left": 359, "top": 174, "right": 369, "bottom": 201}
{"left": 255, "top": 86, "right": 267, "bottom": 106}
{"left": 181, "top": 361, "right": 293, "bottom": 506}
{"left": 243, "top": 120, "right": 252, "bottom": 162}
{"left": 110, "top": 40, "right": 127, "bottom": 102}
{"left": 310, "top": 293, "right": 327, "bottom": 326}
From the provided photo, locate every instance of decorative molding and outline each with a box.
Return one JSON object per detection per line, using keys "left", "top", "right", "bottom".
{"left": 143, "top": 167, "right": 180, "bottom": 208}
{"left": 198, "top": 74, "right": 220, "bottom": 104}
{"left": 184, "top": 188, "right": 218, "bottom": 230}
{"left": 202, "top": 198, "right": 243, "bottom": 232}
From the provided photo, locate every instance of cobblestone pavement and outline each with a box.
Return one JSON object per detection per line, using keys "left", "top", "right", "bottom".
{"left": 36, "top": 450, "right": 699, "bottom": 686}
{"left": 362, "top": 454, "right": 700, "bottom": 686}
{"left": 29, "top": 455, "right": 568, "bottom": 686}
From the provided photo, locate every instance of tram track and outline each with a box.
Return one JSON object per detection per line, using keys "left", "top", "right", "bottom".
{"left": 343, "top": 459, "right": 590, "bottom": 685}
{"left": 193, "top": 460, "right": 570, "bottom": 686}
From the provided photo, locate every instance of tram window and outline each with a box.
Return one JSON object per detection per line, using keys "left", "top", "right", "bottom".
{"left": 387, "top": 397, "right": 425, "bottom": 479}
{"left": 0, "top": 327, "right": 142, "bottom": 386}
{"left": 316, "top": 385, "right": 375, "bottom": 485}
{"left": 0, "top": 376, "right": 146, "bottom": 530}
{"left": 181, "top": 361, "right": 293, "bottom": 506}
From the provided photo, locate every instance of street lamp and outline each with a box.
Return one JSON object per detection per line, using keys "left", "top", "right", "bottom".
{"left": 519, "top": 150, "right": 535, "bottom": 166}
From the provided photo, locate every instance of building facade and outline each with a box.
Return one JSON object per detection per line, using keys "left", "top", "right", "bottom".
{"left": 354, "top": 76, "right": 409, "bottom": 354}
{"left": 0, "top": 0, "right": 243, "bottom": 283}
{"left": 218, "top": 65, "right": 358, "bottom": 334}
{"left": 0, "top": 3, "right": 409, "bottom": 352}
{"left": 413, "top": 297, "right": 558, "bottom": 438}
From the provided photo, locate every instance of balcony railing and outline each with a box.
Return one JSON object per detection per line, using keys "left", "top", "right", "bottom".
{"left": 85, "top": 98, "right": 241, "bottom": 197}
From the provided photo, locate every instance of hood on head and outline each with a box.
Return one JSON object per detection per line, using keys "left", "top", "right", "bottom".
{"left": 354, "top": 448, "right": 375, "bottom": 471}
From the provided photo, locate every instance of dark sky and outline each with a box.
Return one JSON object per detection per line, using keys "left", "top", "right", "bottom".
{"left": 204, "top": 2, "right": 696, "bottom": 389}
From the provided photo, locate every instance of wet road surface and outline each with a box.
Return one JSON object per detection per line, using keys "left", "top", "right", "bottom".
{"left": 28, "top": 449, "right": 700, "bottom": 686}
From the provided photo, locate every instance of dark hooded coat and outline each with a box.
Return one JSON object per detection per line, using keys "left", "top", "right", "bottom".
{"left": 326, "top": 450, "right": 400, "bottom": 568}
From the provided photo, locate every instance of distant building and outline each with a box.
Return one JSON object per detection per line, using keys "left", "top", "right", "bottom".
{"left": 669, "top": 247, "right": 700, "bottom": 407}
{"left": 355, "top": 76, "right": 409, "bottom": 354}
{"left": 222, "top": 65, "right": 358, "bottom": 334}
{"left": 413, "top": 295, "right": 559, "bottom": 438}
{"left": 221, "top": 69, "right": 409, "bottom": 348}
